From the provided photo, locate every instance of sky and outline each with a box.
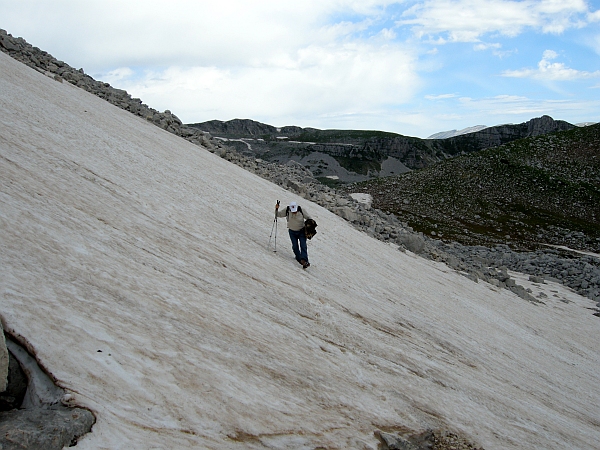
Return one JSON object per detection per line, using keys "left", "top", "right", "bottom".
{"left": 1, "top": 0, "right": 600, "bottom": 137}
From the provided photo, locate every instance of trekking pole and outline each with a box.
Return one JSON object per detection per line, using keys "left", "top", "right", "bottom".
{"left": 274, "top": 207, "right": 278, "bottom": 252}
{"left": 268, "top": 200, "right": 280, "bottom": 252}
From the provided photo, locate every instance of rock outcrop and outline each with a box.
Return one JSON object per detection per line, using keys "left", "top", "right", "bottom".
{"left": 437, "top": 115, "right": 575, "bottom": 155}
{"left": 0, "top": 322, "right": 8, "bottom": 392}
{"left": 196, "top": 118, "right": 280, "bottom": 137}
{"left": 0, "top": 408, "right": 95, "bottom": 450}
{"left": 0, "top": 336, "right": 95, "bottom": 449}
{"left": 0, "top": 347, "right": 27, "bottom": 412}
{"left": 188, "top": 116, "right": 576, "bottom": 176}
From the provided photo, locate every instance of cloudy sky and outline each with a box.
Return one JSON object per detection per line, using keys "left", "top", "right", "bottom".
{"left": 2, "top": 0, "right": 599, "bottom": 137}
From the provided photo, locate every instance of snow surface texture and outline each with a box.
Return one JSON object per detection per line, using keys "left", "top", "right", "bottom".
{"left": 1, "top": 51, "right": 599, "bottom": 449}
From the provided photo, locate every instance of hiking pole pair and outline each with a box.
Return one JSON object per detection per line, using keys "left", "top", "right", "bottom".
{"left": 268, "top": 200, "right": 280, "bottom": 252}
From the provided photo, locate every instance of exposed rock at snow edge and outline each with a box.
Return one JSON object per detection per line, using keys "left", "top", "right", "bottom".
{"left": 0, "top": 332, "right": 95, "bottom": 449}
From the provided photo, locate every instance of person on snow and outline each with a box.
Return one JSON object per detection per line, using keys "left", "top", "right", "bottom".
{"left": 276, "top": 201, "right": 312, "bottom": 268}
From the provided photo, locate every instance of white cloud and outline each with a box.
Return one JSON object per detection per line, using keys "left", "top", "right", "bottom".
{"left": 2, "top": 0, "right": 396, "bottom": 70}
{"left": 589, "top": 9, "right": 600, "bottom": 22}
{"left": 472, "top": 42, "right": 515, "bottom": 57}
{"left": 453, "top": 93, "right": 599, "bottom": 118}
{"left": 110, "top": 41, "right": 420, "bottom": 125}
{"left": 474, "top": 43, "right": 501, "bottom": 51}
{"left": 378, "top": 28, "right": 398, "bottom": 40}
{"left": 399, "top": 0, "right": 594, "bottom": 43}
{"left": 502, "top": 50, "right": 600, "bottom": 80}
{"left": 0, "top": 0, "right": 425, "bottom": 129}
{"left": 425, "top": 93, "right": 458, "bottom": 99}
{"left": 586, "top": 32, "right": 600, "bottom": 55}
{"left": 2, "top": 0, "right": 599, "bottom": 136}
{"left": 416, "top": 93, "right": 600, "bottom": 135}
{"left": 103, "top": 68, "right": 135, "bottom": 84}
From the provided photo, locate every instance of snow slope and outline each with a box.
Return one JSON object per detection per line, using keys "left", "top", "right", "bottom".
{"left": 426, "top": 126, "right": 488, "bottom": 139}
{"left": 1, "top": 51, "right": 599, "bottom": 449}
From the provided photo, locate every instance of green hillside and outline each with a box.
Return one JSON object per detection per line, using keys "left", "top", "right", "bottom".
{"left": 346, "top": 124, "right": 600, "bottom": 252}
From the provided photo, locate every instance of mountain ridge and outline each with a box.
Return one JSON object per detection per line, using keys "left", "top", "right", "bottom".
{"left": 188, "top": 116, "right": 576, "bottom": 182}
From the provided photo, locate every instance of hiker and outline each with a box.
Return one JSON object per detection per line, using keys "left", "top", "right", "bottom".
{"left": 276, "top": 201, "right": 312, "bottom": 268}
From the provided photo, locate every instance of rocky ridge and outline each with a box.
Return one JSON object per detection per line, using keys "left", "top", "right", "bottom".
{"left": 440, "top": 115, "right": 575, "bottom": 150}
{"left": 189, "top": 116, "right": 575, "bottom": 179}
{"left": 1, "top": 28, "right": 598, "bottom": 314}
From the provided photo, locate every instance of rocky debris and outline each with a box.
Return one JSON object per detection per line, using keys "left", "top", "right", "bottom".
{"left": 0, "top": 408, "right": 95, "bottom": 450}
{"left": 435, "top": 242, "right": 600, "bottom": 304}
{"left": 431, "top": 430, "right": 484, "bottom": 450}
{"left": 0, "top": 335, "right": 95, "bottom": 449}
{"left": 375, "top": 428, "right": 484, "bottom": 450}
{"left": 2, "top": 28, "right": 598, "bottom": 313}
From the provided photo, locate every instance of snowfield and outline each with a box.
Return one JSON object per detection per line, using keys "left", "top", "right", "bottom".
{"left": 1, "top": 51, "right": 599, "bottom": 449}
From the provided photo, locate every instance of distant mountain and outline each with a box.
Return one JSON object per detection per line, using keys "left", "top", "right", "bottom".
{"left": 188, "top": 116, "right": 576, "bottom": 184}
{"left": 426, "top": 125, "right": 488, "bottom": 139}
{"left": 194, "top": 118, "right": 281, "bottom": 137}
{"left": 345, "top": 123, "right": 600, "bottom": 252}
{"left": 432, "top": 115, "right": 575, "bottom": 152}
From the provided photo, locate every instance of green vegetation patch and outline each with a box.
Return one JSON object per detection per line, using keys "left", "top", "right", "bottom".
{"left": 293, "top": 129, "right": 402, "bottom": 143}
{"left": 334, "top": 156, "right": 382, "bottom": 175}
{"left": 317, "top": 177, "right": 346, "bottom": 189}
{"left": 344, "top": 124, "right": 600, "bottom": 252}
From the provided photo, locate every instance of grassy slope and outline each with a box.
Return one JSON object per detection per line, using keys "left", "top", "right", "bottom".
{"left": 275, "top": 129, "right": 403, "bottom": 143}
{"left": 346, "top": 124, "right": 600, "bottom": 252}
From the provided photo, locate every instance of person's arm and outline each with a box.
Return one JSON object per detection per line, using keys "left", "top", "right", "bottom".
{"left": 276, "top": 203, "right": 287, "bottom": 218}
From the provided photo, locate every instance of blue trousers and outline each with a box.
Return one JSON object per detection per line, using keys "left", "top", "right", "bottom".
{"left": 289, "top": 229, "right": 308, "bottom": 263}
